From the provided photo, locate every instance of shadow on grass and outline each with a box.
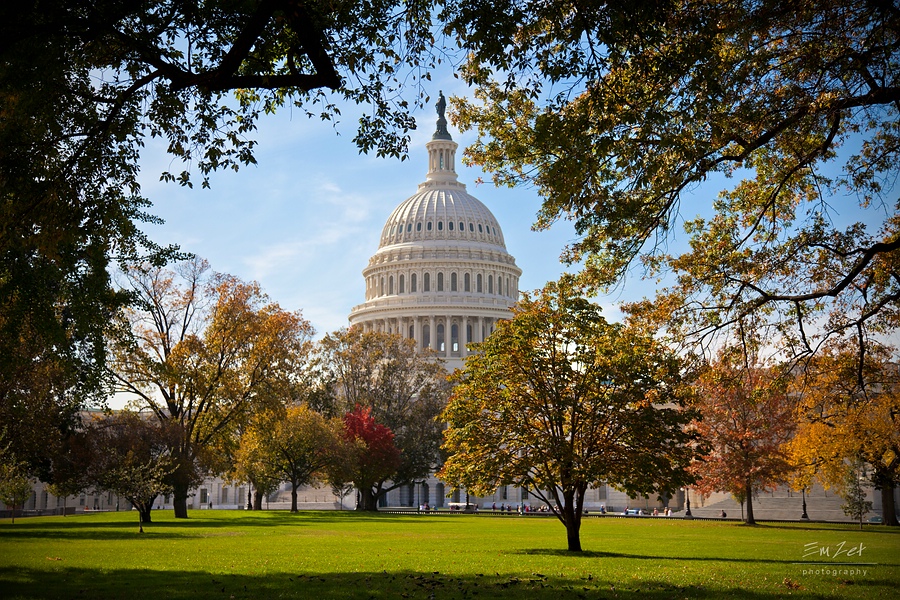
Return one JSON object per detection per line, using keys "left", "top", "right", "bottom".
{"left": 750, "top": 522, "right": 900, "bottom": 535}
{"left": 512, "top": 548, "right": 822, "bottom": 567}
{"left": 0, "top": 566, "right": 866, "bottom": 600}
{"left": 0, "top": 510, "right": 464, "bottom": 542}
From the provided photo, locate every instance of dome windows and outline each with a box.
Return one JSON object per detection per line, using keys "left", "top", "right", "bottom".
{"left": 459, "top": 221, "right": 464, "bottom": 232}
{"left": 406, "top": 223, "right": 412, "bottom": 232}
{"left": 427, "top": 222, "right": 433, "bottom": 231}
{"left": 469, "top": 223, "right": 474, "bottom": 232}
{"left": 478, "top": 224, "right": 483, "bottom": 233}
{"left": 417, "top": 222, "right": 422, "bottom": 232}
{"left": 448, "top": 221, "right": 454, "bottom": 231}
{"left": 437, "top": 221, "right": 443, "bottom": 231}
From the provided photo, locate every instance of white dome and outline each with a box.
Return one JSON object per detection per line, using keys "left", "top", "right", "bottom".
{"left": 379, "top": 186, "right": 507, "bottom": 250}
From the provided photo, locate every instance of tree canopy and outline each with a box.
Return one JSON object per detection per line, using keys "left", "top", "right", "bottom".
{"left": 0, "top": 0, "right": 442, "bottom": 471}
{"left": 789, "top": 340, "right": 900, "bottom": 526}
{"left": 446, "top": 0, "right": 900, "bottom": 359}
{"left": 108, "top": 258, "right": 314, "bottom": 517}
{"left": 316, "top": 328, "right": 450, "bottom": 510}
{"left": 235, "top": 404, "right": 344, "bottom": 512}
{"left": 439, "top": 278, "right": 699, "bottom": 551}
{"left": 689, "top": 346, "right": 797, "bottom": 525}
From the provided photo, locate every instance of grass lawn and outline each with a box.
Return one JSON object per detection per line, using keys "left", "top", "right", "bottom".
{"left": 1, "top": 510, "right": 897, "bottom": 599}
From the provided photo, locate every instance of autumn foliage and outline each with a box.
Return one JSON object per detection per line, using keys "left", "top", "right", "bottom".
{"left": 689, "top": 349, "right": 797, "bottom": 524}
{"left": 341, "top": 406, "right": 402, "bottom": 511}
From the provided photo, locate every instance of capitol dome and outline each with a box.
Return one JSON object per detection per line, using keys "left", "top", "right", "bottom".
{"left": 349, "top": 93, "right": 522, "bottom": 372}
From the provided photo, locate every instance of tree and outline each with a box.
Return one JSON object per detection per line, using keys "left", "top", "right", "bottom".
{"left": 108, "top": 257, "right": 314, "bottom": 517}
{"left": 446, "top": 0, "right": 900, "bottom": 361}
{"left": 689, "top": 346, "right": 797, "bottom": 525}
{"left": 841, "top": 458, "right": 874, "bottom": 530}
{"left": 229, "top": 429, "right": 280, "bottom": 511}
{"left": 789, "top": 341, "right": 900, "bottom": 526}
{"left": 439, "top": 278, "right": 699, "bottom": 552}
{"left": 316, "top": 328, "right": 450, "bottom": 510}
{"left": 237, "top": 404, "right": 344, "bottom": 512}
{"left": 0, "top": 435, "right": 34, "bottom": 524}
{"left": 340, "top": 406, "right": 402, "bottom": 511}
{"left": 1, "top": 0, "right": 441, "bottom": 469}
{"left": 88, "top": 413, "right": 177, "bottom": 530}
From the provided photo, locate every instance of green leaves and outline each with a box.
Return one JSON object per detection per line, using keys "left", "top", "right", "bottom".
{"left": 447, "top": 0, "right": 900, "bottom": 359}
{"left": 440, "top": 278, "right": 699, "bottom": 549}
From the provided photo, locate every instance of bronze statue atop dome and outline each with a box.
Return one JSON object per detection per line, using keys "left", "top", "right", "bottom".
{"left": 433, "top": 91, "right": 451, "bottom": 140}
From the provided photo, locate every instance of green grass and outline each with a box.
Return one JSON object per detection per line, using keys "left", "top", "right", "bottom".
{"left": 1, "top": 510, "right": 898, "bottom": 599}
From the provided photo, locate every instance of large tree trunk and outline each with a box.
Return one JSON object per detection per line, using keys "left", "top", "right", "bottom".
{"left": 253, "top": 488, "right": 263, "bottom": 510}
{"left": 745, "top": 481, "right": 756, "bottom": 525}
{"left": 135, "top": 501, "right": 153, "bottom": 524}
{"left": 880, "top": 483, "right": 898, "bottom": 527}
{"left": 560, "top": 487, "right": 584, "bottom": 552}
{"left": 565, "top": 519, "right": 582, "bottom": 552}
{"left": 356, "top": 486, "right": 379, "bottom": 511}
{"left": 173, "top": 480, "right": 190, "bottom": 518}
{"left": 291, "top": 483, "right": 298, "bottom": 513}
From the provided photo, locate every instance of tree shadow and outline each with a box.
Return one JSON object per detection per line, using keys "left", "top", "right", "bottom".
{"left": 1, "top": 566, "right": 864, "bottom": 600}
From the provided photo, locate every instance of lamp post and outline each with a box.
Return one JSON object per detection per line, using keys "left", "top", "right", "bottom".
{"left": 801, "top": 488, "right": 809, "bottom": 520}
{"left": 683, "top": 487, "right": 693, "bottom": 518}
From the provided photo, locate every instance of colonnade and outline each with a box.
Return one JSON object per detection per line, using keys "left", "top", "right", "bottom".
{"left": 358, "top": 314, "right": 499, "bottom": 358}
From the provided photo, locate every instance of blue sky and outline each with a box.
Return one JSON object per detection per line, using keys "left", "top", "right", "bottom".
{"left": 133, "top": 70, "right": 882, "bottom": 342}
{"left": 135, "top": 75, "right": 663, "bottom": 338}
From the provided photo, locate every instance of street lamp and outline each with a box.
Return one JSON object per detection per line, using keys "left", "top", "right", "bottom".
{"left": 683, "top": 487, "right": 693, "bottom": 518}
{"left": 801, "top": 488, "right": 809, "bottom": 520}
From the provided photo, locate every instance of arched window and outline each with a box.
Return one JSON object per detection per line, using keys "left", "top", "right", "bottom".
{"left": 437, "top": 324, "right": 445, "bottom": 352}
{"left": 466, "top": 323, "right": 472, "bottom": 344}
{"left": 423, "top": 324, "right": 430, "bottom": 348}
{"left": 459, "top": 221, "right": 465, "bottom": 231}
{"left": 437, "top": 272, "right": 444, "bottom": 291}
{"left": 424, "top": 273, "right": 430, "bottom": 292}
{"left": 411, "top": 273, "right": 417, "bottom": 292}
{"left": 469, "top": 223, "right": 474, "bottom": 232}
{"left": 438, "top": 221, "right": 443, "bottom": 231}
{"left": 451, "top": 272, "right": 457, "bottom": 292}
{"left": 478, "top": 224, "right": 483, "bottom": 233}
{"left": 389, "top": 276, "right": 394, "bottom": 295}
{"left": 408, "top": 324, "right": 414, "bottom": 339}
{"left": 497, "top": 276, "right": 502, "bottom": 296}
{"left": 380, "top": 277, "right": 385, "bottom": 296}
{"left": 417, "top": 222, "right": 422, "bottom": 231}
{"left": 448, "top": 221, "right": 454, "bottom": 231}
{"left": 427, "top": 222, "right": 432, "bottom": 231}
{"left": 399, "top": 274, "right": 405, "bottom": 293}
{"left": 488, "top": 274, "right": 493, "bottom": 294}
{"left": 464, "top": 273, "right": 470, "bottom": 292}
{"left": 435, "top": 483, "right": 445, "bottom": 507}
{"left": 406, "top": 223, "right": 412, "bottom": 232}
{"left": 451, "top": 323, "right": 459, "bottom": 353}
{"left": 477, "top": 274, "right": 483, "bottom": 293}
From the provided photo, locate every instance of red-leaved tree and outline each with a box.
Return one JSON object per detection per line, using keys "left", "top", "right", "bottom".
{"left": 690, "top": 347, "right": 797, "bottom": 524}
{"left": 339, "top": 406, "right": 402, "bottom": 511}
